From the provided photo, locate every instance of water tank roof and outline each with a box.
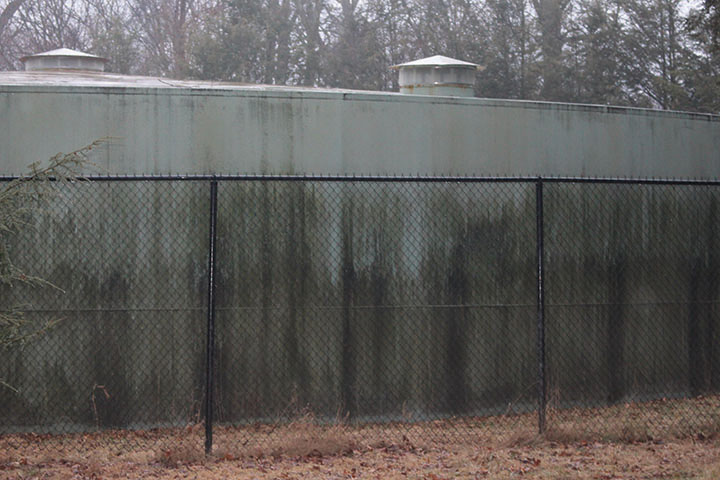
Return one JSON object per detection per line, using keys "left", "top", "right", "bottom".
{"left": 20, "top": 48, "right": 108, "bottom": 72}
{"left": 391, "top": 55, "right": 480, "bottom": 69}
{"left": 0, "top": 69, "right": 384, "bottom": 96}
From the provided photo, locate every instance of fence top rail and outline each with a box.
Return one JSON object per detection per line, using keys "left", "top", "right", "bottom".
{"left": 1, "top": 173, "right": 720, "bottom": 186}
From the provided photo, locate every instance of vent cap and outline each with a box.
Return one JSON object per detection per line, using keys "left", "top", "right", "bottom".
{"left": 391, "top": 55, "right": 481, "bottom": 97}
{"left": 20, "top": 48, "right": 108, "bottom": 72}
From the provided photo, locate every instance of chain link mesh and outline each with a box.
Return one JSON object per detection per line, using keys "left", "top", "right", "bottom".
{"left": 0, "top": 180, "right": 208, "bottom": 455}
{"left": 544, "top": 182, "right": 720, "bottom": 439}
{"left": 212, "top": 180, "right": 537, "bottom": 451}
{"left": 0, "top": 177, "right": 718, "bottom": 455}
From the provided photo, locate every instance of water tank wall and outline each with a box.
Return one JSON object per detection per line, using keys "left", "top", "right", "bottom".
{"left": 0, "top": 85, "right": 718, "bottom": 178}
{"left": 1, "top": 82, "right": 719, "bottom": 433}
{"left": 1, "top": 179, "right": 718, "bottom": 432}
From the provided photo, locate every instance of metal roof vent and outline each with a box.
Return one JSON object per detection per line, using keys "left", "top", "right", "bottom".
{"left": 391, "top": 55, "right": 480, "bottom": 97}
{"left": 20, "top": 48, "right": 107, "bottom": 72}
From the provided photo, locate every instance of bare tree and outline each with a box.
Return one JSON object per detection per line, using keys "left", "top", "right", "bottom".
{"left": 14, "top": 0, "right": 89, "bottom": 51}
{"left": 622, "top": 0, "right": 690, "bottom": 109}
{"left": 562, "top": 0, "right": 627, "bottom": 104}
{"left": 366, "top": 0, "right": 413, "bottom": 90}
{"left": 294, "top": 0, "right": 326, "bottom": 86}
{"left": 0, "top": 0, "right": 29, "bottom": 68}
{"left": 0, "top": 0, "right": 92, "bottom": 70}
{"left": 532, "top": 0, "right": 571, "bottom": 100}
{"left": 128, "top": 0, "right": 194, "bottom": 76}
{"left": 0, "top": 0, "right": 716, "bottom": 111}
{"left": 323, "top": 0, "right": 386, "bottom": 89}
{"left": 0, "top": 0, "right": 25, "bottom": 40}
{"left": 480, "top": 0, "right": 538, "bottom": 99}
{"left": 82, "top": 0, "right": 137, "bottom": 73}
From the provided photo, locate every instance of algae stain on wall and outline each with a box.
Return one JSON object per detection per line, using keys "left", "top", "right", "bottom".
{"left": 544, "top": 184, "right": 720, "bottom": 407}
{"left": 0, "top": 181, "right": 209, "bottom": 432}
{"left": 2, "top": 178, "right": 719, "bottom": 432}
{"left": 212, "top": 181, "right": 539, "bottom": 424}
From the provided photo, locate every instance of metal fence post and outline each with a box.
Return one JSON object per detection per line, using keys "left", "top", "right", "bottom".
{"left": 536, "top": 179, "right": 547, "bottom": 434}
{"left": 205, "top": 178, "right": 219, "bottom": 455}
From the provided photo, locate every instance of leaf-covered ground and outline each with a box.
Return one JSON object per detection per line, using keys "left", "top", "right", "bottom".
{"left": 1, "top": 435, "right": 719, "bottom": 479}
{"left": 2, "top": 396, "right": 720, "bottom": 479}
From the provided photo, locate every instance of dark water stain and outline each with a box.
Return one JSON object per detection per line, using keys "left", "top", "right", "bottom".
{"left": 688, "top": 197, "right": 719, "bottom": 395}
{"left": 43, "top": 361, "right": 75, "bottom": 421}
{"left": 340, "top": 194, "right": 356, "bottom": 419}
{"left": 284, "top": 184, "right": 311, "bottom": 405}
{"left": 370, "top": 231, "right": 390, "bottom": 410}
{"left": 706, "top": 199, "right": 719, "bottom": 392}
{"left": 90, "top": 271, "right": 131, "bottom": 427}
{"left": 9, "top": 181, "right": 720, "bottom": 431}
{"left": 445, "top": 231, "right": 470, "bottom": 414}
{"left": 259, "top": 183, "right": 273, "bottom": 409}
{"left": 606, "top": 253, "right": 627, "bottom": 404}
{"left": 0, "top": 352, "right": 39, "bottom": 427}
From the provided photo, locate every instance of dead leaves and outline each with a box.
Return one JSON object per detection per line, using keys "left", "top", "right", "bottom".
{"left": 1, "top": 420, "right": 720, "bottom": 479}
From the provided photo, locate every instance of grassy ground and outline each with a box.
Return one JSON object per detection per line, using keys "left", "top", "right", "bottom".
{"left": 1, "top": 396, "right": 719, "bottom": 479}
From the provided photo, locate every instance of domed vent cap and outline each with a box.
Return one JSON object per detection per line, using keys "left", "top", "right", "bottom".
{"left": 391, "top": 55, "right": 481, "bottom": 97}
{"left": 20, "top": 48, "right": 108, "bottom": 72}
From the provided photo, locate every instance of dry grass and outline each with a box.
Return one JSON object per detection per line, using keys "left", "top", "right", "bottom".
{"left": 154, "top": 437, "right": 206, "bottom": 467}
{"left": 213, "top": 413, "right": 360, "bottom": 459}
{"left": 1, "top": 395, "right": 719, "bottom": 479}
{"left": 544, "top": 394, "right": 720, "bottom": 443}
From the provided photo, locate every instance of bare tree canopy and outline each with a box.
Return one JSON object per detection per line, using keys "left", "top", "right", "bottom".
{"left": 0, "top": 0, "right": 25, "bottom": 39}
{"left": 0, "top": 0, "right": 718, "bottom": 112}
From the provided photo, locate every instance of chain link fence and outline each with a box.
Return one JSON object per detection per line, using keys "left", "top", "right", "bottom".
{"left": 544, "top": 181, "right": 720, "bottom": 439}
{"left": 0, "top": 176, "right": 718, "bottom": 456}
